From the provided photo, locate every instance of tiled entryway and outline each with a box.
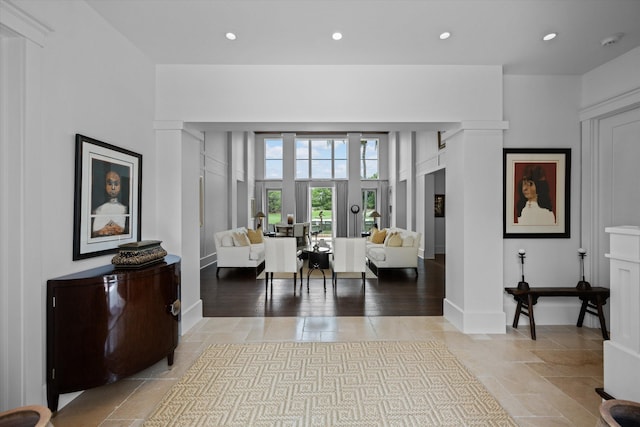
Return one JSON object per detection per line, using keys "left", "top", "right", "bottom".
{"left": 51, "top": 317, "right": 604, "bottom": 426}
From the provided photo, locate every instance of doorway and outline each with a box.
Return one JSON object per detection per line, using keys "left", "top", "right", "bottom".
{"left": 310, "top": 186, "right": 333, "bottom": 245}
{"left": 590, "top": 106, "right": 640, "bottom": 285}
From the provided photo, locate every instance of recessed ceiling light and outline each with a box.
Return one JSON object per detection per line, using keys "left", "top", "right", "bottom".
{"left": 225, "top": 32, "right": 237, "bottom": 41}
{"left": 542, "top": 32, "right": 557, "bottom": 41}
{"left": 439, "top": 32, "right": 451, "bottom": 40}
{"left": 332, "top": 32, "right": 343, "bottom": 41}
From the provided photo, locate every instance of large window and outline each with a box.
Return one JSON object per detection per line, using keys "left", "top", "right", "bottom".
{"left": 266, "top": 189, "right": 282, "bottom": 226}
{"left": 360, "top": 138, "right": 379, "bottom": 179}
{"left": 295, "top": 138, "right": 347, "bottom": 179}
{"left": 265, "top": 138, "right": 283, "bottom": 179}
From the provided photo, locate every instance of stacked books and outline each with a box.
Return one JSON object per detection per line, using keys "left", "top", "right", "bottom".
{"left": 111, "top": 240, "right": 167, "bottom": 268}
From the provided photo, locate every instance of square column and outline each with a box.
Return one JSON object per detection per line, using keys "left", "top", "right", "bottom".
{"left": 443, "top": 123, "right": 508, "bottom": 334}
{"left": 155, "top": 122, "right": 204, "bottom": 334}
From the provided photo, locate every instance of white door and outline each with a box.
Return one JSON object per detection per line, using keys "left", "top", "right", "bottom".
{"left": 596, "top": 107, "right": 640, "bottom": 284}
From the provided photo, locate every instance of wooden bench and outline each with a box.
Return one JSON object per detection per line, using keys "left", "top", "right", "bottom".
{"left": 504, "top": 286, "right": 610, "bottom": 340}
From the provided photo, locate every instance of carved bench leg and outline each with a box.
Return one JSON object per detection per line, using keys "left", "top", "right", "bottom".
{"left": 513, "top": 299, "right": 523, "bottom": 328}
{"left": 577, "top": 298, "right": 589, "bottom": 327}
{"left": 596, "top": 296, "right": 609, "bottom": 340}
{"left": 527, "top": 294, "right": 537, "bottom": 340}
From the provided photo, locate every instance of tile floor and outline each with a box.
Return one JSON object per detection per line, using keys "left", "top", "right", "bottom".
{"left": 50, "top": 317, "right": 605, "bottom": 426}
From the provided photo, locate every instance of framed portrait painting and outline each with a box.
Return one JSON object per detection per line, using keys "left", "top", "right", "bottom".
{"left": 503, "top": 148, "right": 570, "bottom": 238}
{"left": 434, "top": 194, "right": 445, "bottom": 218}
{"left": 73, "top": 134, "right": 142, "bottom": 260}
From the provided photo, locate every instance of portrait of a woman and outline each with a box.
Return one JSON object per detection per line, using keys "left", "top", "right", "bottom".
{"left": 516, "top": 165, "right": 556, "bottom": 225}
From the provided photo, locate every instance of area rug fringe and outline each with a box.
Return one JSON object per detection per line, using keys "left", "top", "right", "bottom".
{"left": 144, "top": 341, "right": 517, "bottom": 427}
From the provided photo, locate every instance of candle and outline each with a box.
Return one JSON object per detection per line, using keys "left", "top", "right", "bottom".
{"left": 578, "top": 248, "right": 586, "bottom": 254}
{"left": 518, "top": 249, "right": 526, "bottom": 255}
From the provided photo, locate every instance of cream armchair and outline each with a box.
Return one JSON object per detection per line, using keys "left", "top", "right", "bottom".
{"left": 264, "top": 237, "right": 303, "bottom": 294}
{"left": 330, "top": 238, "right": 367, "bottom": 290}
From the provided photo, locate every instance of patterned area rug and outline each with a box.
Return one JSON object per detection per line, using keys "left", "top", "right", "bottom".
{"left": 144, "top": 341, "right": 517, "bottom": 427}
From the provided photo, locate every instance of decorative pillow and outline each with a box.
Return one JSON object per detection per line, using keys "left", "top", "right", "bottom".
{"left": 382, "top": 231, "right": 392, "bottom": 246}
{"left": 246, "top": 228, "right": 263, "bottom": 244}
{"left": 386, "top": 233, "right": 403, "bottom": 247}
{"left": 402, "top": 236, "right": 415, "bottom": 247}
{"left": 371, "top": 228, "right": 387, "bottom": 244}
{"left": 221, "top": 235, "right": 234, "bottom": 247}
{"left": 231, "top": 232, "right": 250, "bottom": 247}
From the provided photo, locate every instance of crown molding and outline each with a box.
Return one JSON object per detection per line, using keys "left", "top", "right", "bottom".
{"left": 579, "top": 87, "right": 640, "bottom": 121}
{"left": 0, "top": 0, "right": 52, "bottom": 47}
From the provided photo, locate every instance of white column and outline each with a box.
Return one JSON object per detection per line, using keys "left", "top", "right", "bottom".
{"left": 0, "top": 1, "right": 50, "bottom": 409}
{"left": 155, "top": 122, "right": 204, "bottom": 334}
{"left": 443, "top": 122, "right": 508, "bottom": 334}
{"left": 348, "top": 133, "right": 362, "bottom": 236}
{"left": 604, "top": 225, "right": 640, "bottom": 401}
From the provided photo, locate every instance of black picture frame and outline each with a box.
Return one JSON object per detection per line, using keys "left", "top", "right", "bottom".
{"left": 503, "top": 148, "right": 570, "bottom": 238}
{"left": 434, "top": 194, "right": 445, "bottom": 217}
{"left": 73, "top": 134, "right": 142, "bottom": 260}
{"left": 437, "top": 131, "right": 445, "bottom": 150}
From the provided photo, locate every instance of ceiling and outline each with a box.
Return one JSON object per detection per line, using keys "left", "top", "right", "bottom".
{"left": 85, "top": 0, "right": 640, "bottom": 133}
{"left": 86, "top": 0, "right": 640, "bottom": 75}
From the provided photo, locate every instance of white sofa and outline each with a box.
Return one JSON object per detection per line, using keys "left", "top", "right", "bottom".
{"left": 365, "top": 228, "right": 421, "bottom": 275}
{"left": 214, "top": 227, "right": 265, "bottom": 277}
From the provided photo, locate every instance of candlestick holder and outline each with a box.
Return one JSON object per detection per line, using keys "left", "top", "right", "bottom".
{"left": 576, "top": 248, "right": 591, "bottom": 290}
{"left": 517, "top": 249, "right": 529, "bottom": 291}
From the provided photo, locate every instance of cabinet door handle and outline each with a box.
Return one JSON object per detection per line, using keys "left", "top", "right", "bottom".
{"left": 168, "top": 299, "right": 181, "bottom": 316}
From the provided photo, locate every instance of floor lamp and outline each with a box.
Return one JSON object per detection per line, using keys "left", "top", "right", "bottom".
{"left": 369, "top": 210, "right": 381, "bottom": 230}
{"left": 255, "top": 211, "right": 265, "bottom": 230}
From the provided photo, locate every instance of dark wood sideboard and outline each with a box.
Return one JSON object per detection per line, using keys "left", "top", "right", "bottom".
{"left": 46, "top": 255, "right": 181, "bottom": 412}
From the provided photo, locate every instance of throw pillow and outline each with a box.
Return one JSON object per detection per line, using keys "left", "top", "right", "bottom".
{"left": 386, "top": 233, "right": 403, "bottom": 247}
{"left": 221, "top": 234, "right": 234, "bottom": 247}
{"left": 231, "top": 231, "right": 250, "bottom": 247}
{"left": 246, "top": 228, "right": 263, "bottom": 244}
{"left": 402, "top": 236, "right": 415, "bottom": 247}
{"left": 371, "top": 228, "right": 387, "bottom": 244}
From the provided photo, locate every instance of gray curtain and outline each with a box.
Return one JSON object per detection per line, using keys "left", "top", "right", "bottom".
{"left": 335, "top": 181, "right": 348, "bottom": 237}
{"left": 379, "top": 181, "right": 389, "bottom": 228}
{"left": 295, "top": 181, "right": 309, "bottom": 223}
{"left": 255, "top": 181, "right": 264, "bottom": 227}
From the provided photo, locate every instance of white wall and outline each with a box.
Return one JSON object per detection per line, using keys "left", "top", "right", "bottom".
{"left": 434, "top": 169, "right": 446, "bottom": 254}
{"left": 581, "top": 46, "right": 640, "bottom": 109}
{"left": 502, "top": 74, "right": 582, "bottom": 324}
{"left": 201, "top": 131, "right": 229, "bottom": 267}
{"left": 415, "top": 131, "right": 445, "bottom": 258}
{"left": 2, "top": 0, "right": 155, "bottom": 410}
{"left": 156, "top": 65, "right": 503, "bottom": 122}
{"left": 578, "top": 47, "right": 640, "bottom": 328}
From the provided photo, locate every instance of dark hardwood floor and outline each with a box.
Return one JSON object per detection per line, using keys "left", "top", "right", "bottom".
{"left": 201, "top": 255, "right": 445, "bottom": 317}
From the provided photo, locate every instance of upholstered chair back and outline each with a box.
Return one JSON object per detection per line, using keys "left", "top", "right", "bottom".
{"left": 331, "top": 238, "right": 366, "bottom": 273}
{"left": 265, "top": 238, "right": 301, "bottom": 274}
{"left": 293, "top": 223, "right": 305, "bottom": 237}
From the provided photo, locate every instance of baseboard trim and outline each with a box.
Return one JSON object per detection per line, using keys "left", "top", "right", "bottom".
{"left": 180, "top": 299, "right": 203, "bottom": 336}
{"left": 200, "top": 254, "right": 216, "bottom": 269}
{"left": 444, "top": 298, "right": 506, "bottom": 334}
{"left": 443, "top": 299, "right": 464, "bottom": 332}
